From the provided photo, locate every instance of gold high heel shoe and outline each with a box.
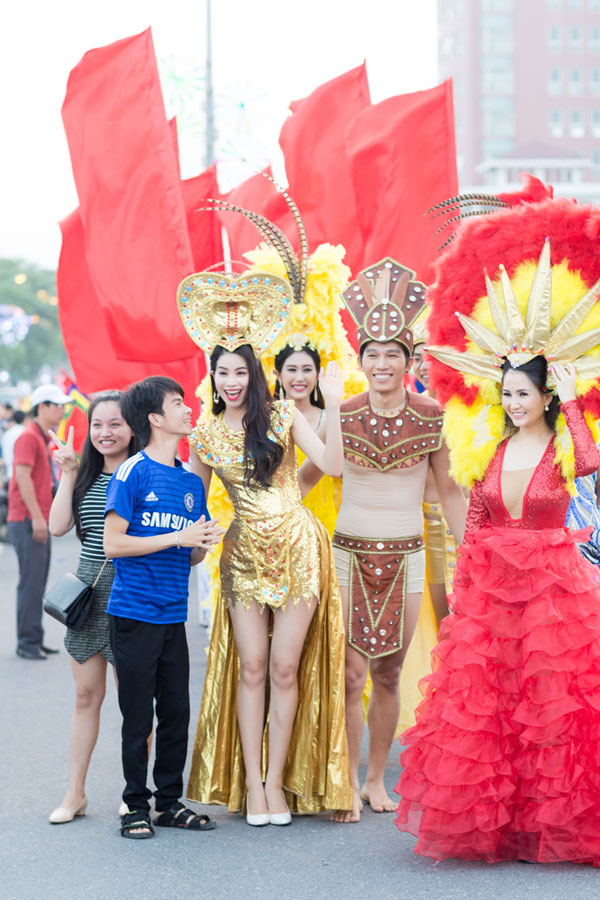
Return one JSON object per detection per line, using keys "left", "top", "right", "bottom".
{"left": 49, "top": 794, "right": 87, "bottom": 824}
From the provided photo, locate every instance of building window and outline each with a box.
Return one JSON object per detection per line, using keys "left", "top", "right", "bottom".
{"left": 482, "top": 0, "right": 514, "bottom": 9}
{"left": 567, "top": 0, "right": 583, "bottom": 7}
{"left": 591, "top": 109, "right": 600, "bottom": 136}
{"left": 482, "top": 97, "right": 515, "bottom": 136}
{"left": 548, "top": 108, "right": 564, "bottom": 137}
{"left": 591, "top": 27, "right": 600, "bottom": 53}
{"left": 591, "top": 0, "right": 600, "bottom": 11}
{"left": 569, "top": 67, "right": 584, "bottom": 94}
{"left": 491, "top": 0, "right": 514, "bottom": 8}
{"left": 547, "top": 0, "right": 561, "bottom": 8}
{"left": 568, "top": 26, "right": 584, "bottom": 52}
{"left": 548, "top": 26, "right": 562, "bottom": 53}
{"left": 570, "top": 108, "right": 584, "bottom": 136}
{"left": 592, "top": 150, "right": 600, "bottom": 175}
{"left": 548, "top": 67, "right": 563, "bottom": 95}
{"left": 482, "top": 57, "right": 515, "bottom": 94}
{"left": 591, "top": 68, "right": 600, "bottom": 95}
{"left": 482, "top": 16, "right": 514, "bottom": 54}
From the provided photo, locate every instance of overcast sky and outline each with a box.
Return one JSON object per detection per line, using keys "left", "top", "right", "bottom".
{"left": 1, "top": 1, "right": 438, "bottom": 268}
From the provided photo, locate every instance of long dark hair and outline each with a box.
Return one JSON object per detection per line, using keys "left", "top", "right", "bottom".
{"left": 273, "top": 343, "right": 325, "bottom": 409}
{"left": 501, "top": 357, "right": 559, "bottom": 431}
{"left": 72, "top": 391, "right": 138, "bottom": 540}
{"left": 210, "top": 344, "right": 284, "bottom": 488}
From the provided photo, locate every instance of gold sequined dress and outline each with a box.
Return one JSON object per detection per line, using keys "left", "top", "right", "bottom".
{"left": 186, "top": 400, "right": 352, "bottom": 813}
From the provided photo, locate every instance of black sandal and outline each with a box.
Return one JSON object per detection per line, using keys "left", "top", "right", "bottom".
{"left": 154, "top": 801, "right": 216, "bottom": 831}
{"left": 120, "top": 810, "right": 155, "bottom": 839}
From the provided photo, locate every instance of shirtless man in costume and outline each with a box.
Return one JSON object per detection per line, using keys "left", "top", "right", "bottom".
{"left": 328, "top": 259, "right": 467, "bottom": 822}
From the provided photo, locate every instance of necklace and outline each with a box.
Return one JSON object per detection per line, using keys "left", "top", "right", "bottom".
{"left": 369, "top": 394, "right": 408, "bottom": 419}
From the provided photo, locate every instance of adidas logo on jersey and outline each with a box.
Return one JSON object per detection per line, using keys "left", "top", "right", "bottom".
{"left": 145, "top": 491, "right": 159, "bottom": 502}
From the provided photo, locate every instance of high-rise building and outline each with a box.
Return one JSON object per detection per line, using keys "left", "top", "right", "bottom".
{"left": 439, "top": 0, "right": 600, "bottom": 197}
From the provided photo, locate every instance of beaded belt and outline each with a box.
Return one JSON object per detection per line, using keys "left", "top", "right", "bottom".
{"left": 332, "top": 532, "right": 424, "bottom": 659}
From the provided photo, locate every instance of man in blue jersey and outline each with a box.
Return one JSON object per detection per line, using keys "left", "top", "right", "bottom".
{"left": 104, "top": 376, "right": 224, "bottom": 839}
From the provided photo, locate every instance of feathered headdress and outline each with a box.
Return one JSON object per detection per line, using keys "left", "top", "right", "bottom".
{"left": 425, "top": 175, "right": 600, "bottom": 489}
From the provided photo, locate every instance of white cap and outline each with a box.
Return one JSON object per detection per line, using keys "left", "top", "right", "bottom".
{"left": 29, "top": 384, "right": 71, "bottom": 407}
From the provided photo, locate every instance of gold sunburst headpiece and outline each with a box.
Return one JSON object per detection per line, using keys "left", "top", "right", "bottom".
{"left": 411, "top": 305, "right": 430, "bottom": 348}
{"left": 427, "top": 239, "right": 600, "bottom": 385}
{"left": 342, "top": 258, "right": 427, "bottom": 354}
{"left": 177, "top": 271, "right": 293, "bottom": 354}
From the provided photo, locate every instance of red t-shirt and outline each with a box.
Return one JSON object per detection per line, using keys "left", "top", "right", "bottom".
{"left": 7, "top": 422, "right": 54, "bottom": 522}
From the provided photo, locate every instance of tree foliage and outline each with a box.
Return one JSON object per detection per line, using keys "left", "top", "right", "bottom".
{"left": 0, "top": 258, "right": 68, "bottom": 383}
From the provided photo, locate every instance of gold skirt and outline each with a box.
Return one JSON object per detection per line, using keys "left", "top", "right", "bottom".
{"left": 186, "top": 516, "right": 353, "bottom": 813}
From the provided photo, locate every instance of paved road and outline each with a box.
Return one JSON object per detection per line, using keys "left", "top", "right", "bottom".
{"left": 1, "top": 533, "right": 598, "bottom": 900}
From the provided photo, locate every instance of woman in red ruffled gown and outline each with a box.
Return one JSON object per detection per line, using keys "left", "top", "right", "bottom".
{"left": 395, "top": 358, "right": 600, "bottom": 865}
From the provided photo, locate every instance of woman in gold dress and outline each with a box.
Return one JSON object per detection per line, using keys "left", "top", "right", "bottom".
{"left": 178, "top": 269, "right": 352, "bottom": 825}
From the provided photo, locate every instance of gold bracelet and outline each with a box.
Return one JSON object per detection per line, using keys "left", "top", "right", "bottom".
{"left": 174, "top": 531, "right": 180, "bottom": 549}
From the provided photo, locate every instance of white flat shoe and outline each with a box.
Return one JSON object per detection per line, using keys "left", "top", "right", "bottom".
{"left": 118, "top": 801, "right": 129, "bottom": 817}
{"left": 49, "top": 794, "right": 87, "bottom": 824}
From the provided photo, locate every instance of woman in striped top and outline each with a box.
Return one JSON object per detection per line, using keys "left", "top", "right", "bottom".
{"left": 47, "top": 391, "right": 136, "bottom": 824}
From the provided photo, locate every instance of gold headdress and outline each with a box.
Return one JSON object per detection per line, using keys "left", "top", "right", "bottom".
{"left": 411, "top": 305, "right": 430, "bottom": 349}
{"left": 428, "top": 239, "right": 600, "bottom": 386}
{"left": 283, "top": 333, "right": 317, "bottom": 353}
{"left": 342, "top": 258, "right": 426, "bottom": 354}
{"left": 177, "top": 271, "right": 293, "bottom": 354}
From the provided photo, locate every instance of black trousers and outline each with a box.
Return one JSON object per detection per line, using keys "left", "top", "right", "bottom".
{"left": 109, "top": 616, "right": 190, "bottom": 813}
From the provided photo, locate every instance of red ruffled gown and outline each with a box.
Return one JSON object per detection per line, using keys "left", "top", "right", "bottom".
{"left": 395, "top": 399, "right": 600, "bottom": 864}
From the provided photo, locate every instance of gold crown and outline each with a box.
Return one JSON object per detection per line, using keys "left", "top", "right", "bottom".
{"left": 427, "top": 239, "right": 600, "bottom": 384}
{"left": 177, "top": 271, "right": 293, "bottom": 354}
{"left": 342, "top": 258, "right": 427, "bottom": 354}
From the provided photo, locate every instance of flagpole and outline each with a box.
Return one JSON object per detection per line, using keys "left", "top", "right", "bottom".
{"left": 205, "top": 0, "right": 215, "bottom": 166}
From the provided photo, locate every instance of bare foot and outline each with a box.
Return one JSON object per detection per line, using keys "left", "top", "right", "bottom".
{"left": 247, "top": 783, "right": 268, "bottom": 816}
{"left": 359, "top": 781, "right": 396, "bottom": 813}
{"left": 331, "top": 788, "right": 362, "bottom": 823}
{"left": 264, "top": 783, "right": 288, "bottom": 815}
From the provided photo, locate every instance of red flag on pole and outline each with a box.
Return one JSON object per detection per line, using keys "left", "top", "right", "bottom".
{"left": 345, "top": 80, "right": 458, "bottom": 282}
{"left": 279, "top": 64, "right": 371, "bottom": 274}
{"left": 61, "top": 28, "right": 195, "bottom": 362}
{"left": 57, "top": 209, "right": 204, "bottom": 423}
{"left": 181, "top": 165, "right": 224, "bottom": 270}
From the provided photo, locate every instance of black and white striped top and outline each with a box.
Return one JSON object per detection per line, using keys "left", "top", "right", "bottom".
{"left": 79, "top": 472, "right": 111, "bottom": 562}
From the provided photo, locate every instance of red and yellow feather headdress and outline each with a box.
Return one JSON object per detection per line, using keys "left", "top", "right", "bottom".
{"left": 426, "top": 175, "right": 600, "bottom": 489}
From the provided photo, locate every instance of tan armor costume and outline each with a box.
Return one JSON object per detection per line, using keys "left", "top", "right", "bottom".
{"left": 333, "top": 258, "right": 443, "bottom": 659}
{"left": 333, "top": 391, "right": 442, "bottom": 657}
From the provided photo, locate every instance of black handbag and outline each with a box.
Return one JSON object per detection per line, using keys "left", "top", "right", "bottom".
{"left": 44, "top": 560, "right": 107, "bottom": 629}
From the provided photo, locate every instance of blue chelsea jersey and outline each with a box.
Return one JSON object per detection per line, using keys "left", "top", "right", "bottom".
{"left": 105, "top": 451, "right": 210, "bottom": 624}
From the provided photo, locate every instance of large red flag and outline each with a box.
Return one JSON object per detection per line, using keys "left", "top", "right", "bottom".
{"left": 181, "top": 165, "right": 224, "bottom": 270}
{"left": 57, "top": 209, "right": 204, "bottom": 422}
{"left": 219, "top": 166, "right": 297, "bottom": 266}
{"left": 345, "top": 80, "right": 458, "bottom": 282}
{"left": 62, "top": 28, "right": 195, "bottom": 362}
{"left": 279, "top": 64, "right": 371, "bottom": 274}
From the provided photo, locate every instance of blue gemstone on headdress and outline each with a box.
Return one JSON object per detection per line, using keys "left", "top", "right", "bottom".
{"left": 265, "top": 277, "right": 270, "bottom": 284}
{"left": 253, "top": 277, "right": 259, "bottom": 283}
